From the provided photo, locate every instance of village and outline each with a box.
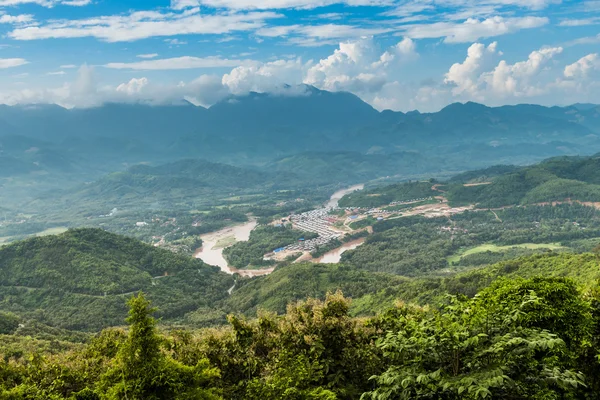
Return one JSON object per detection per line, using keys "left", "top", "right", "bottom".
{"left": 265, "top": 193, "right": 474, "bottom": 261}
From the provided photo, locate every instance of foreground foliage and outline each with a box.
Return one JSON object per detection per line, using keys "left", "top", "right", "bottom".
{"left": 2, "top": 273, "right": 600, "bottom": 399}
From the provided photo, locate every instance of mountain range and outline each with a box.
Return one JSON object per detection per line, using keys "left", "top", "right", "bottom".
{"left": 1, "top": 86, "right": 598, "bottom": 167}
{"left": 1, "top": 86, "right": 599, "bottom": 209}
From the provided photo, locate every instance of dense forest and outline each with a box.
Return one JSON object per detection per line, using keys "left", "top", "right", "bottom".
{"left": 0, "top": 229, "right": 233, "bottom": 331}
{"left": 2, "top": 273, "right": 600, "bottom": 399}
{"left": 223, "top": 225, "right": 318, "bottom": 269}
{"left": 444, "top": 154, "right": 600, "bottom": 207}
{"left": 338, "top": 182, "right": 437, "bottom": 208}
{"left": 340, "top": 203, "right": 600, "bottom": 275}
{"left": 339, "top": 154, "right": 600, "bottom": 209}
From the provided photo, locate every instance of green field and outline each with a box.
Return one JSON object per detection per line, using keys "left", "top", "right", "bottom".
{"left": 214, "top": 236, "right": 237, "bottom": 249}
{"left": 447, "top": 243, "right": 565, "bottom": 264}
{"left": 34, "top": 226, "right": 69, "bottom": 237}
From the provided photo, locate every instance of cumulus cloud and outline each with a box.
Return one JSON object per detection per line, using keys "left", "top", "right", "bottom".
{"left": 305, "top": 38, "right": 385, "bottom": 92}
{"left": 2, "top": 35, "right": 600, "bottom": 112}
{"left": 136, "top": 53, "right": 159, "bottom": 59}
{"left": 116, "top": 77, "right": 148, "bottom": 95}
{"left": 482, "top": 46, "right": 563, "bottom": 97}
{"left": 222, "top": 58, "right": 307, "bottom": 94}
{"left": 564, "top": 53, "right": 600, "bottom": 79}
{"left": 445, "top": 43, "right": 563, "bottom": 100}
{"left": 444, "top": 42, "right": 498, "bottom": 96}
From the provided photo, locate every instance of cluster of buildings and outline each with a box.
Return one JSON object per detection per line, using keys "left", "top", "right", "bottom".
{"left": 281, "top": 207, "right": 343, "bottom": 253}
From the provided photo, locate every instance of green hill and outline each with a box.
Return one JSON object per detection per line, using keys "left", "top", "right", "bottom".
{"left": 0, "top": 228, "right": 233, "bottom": 331}
{"left": 338, "top": 181, "right": 437, "bottom": 208}
{"left": 340, "top": 154, "right": 600, "bottom": 209}
{"left": 225, "top": 263, "right": 407, "bottom": 316}
{"left": 352, "top": 251, "right": 600, "bottom": 313}
{"left": 445, "top": 155, "right": 600, "bottom": 207}
{"left": 226, "top": 251, "right": 600, "bottom": 318}
{"left": 29, "top": 159, "right": 302, "bottom": 214}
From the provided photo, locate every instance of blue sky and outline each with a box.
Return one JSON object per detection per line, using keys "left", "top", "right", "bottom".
{"left": 0, "top": 0, "right": 599, "bottom": 111}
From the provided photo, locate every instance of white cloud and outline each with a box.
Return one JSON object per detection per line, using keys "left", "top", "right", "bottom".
{"left": 8, "top": 8, "right": 281, "bottom": 42}
{"left": 0, "top": 0, "right": 90, "bottom": 6}
{"left": 403, "top": 16, "right": 548, "bottom": 43}
{"left": 444, "top": 42, "right": 498, "bottom": 96}
{"left": 566, "top": 34, "right": 600, "bottom": 47}
{"left": 136, "top": 53, "right": 158, "bottom": 59}
{"left": 255, "top": 24, "right": 300, "bottom": 37}
{"left": 60, "top": 64, "right": 77, "bottom": 69}
{"left": 0, "top": 58, "right": 28, "bottom": 68}
{"left": 304, "top": 37, "right": 419, "bottom": 95}
{"left": 104, "top": 56, "right": 244, "bottom": 70}
{"left": 559, "top": 17, "right": 600, "bottom": 27}
{"left": 482, "top": 46, "right": 563, "bottom": 97}
{"left": 0, "top": 14, "right": 34, "bottom": 24}
{"left": 296, "top": 24, "right": 392, "bottom": 39}
{"left": 61, "top": 0, "right": 92, "bottom": 5}
{"left": 116, "top": 77, "right": 148, "bottom": 95}
{"left": 222, "top": 58, "right": 307, "bottom": 93}
{"left": 564, "top": 53, "right": 600, "bottom": 79}
{"left": 47, "top": 70, "right": 66, "bottom": 75}
{"left": 256, "top": 23, "right": 392, "bottom": 44}
{"left": 165, "top": 38, "right": 188, "bottom": 45}
{"left": 196, "top": 0, "right": 390, "bottom": 10}
{"left": 171, "top": 0, "right": 199, "bottom": 9}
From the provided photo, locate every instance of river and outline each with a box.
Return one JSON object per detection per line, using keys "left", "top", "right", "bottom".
{"left": 326, "top": 184, "right": 364, "bottom": 208}
{"left": 316, "top": 238, "right": 366, "bottom": 263}
{"left": 195, "top": 183, "right": 365, "bottom": 278}
{"left": 194, "top": 219, "right": 275, "bottom": 278}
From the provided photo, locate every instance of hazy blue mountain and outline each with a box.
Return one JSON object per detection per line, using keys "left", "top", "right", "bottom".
{"left": 266, "top": 151, "right": 442, "bottom": 184}
{"left": 0, "top": 89, "right": 599, "bottom": 185}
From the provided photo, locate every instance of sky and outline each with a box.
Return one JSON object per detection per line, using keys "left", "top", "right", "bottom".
{"left": 0, "top": 0, "right": 598, "bottom": 111}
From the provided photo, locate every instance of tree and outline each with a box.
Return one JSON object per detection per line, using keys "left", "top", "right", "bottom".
{"left": 363, "top": 280, "right": 586, "bottom": 399}
{"left": 100, "top": 293, "right": 221, "bottom": 400}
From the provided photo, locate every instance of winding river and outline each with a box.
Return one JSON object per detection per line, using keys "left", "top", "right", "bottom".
{"left": 326, "top": 184, "right": 364, "bottom": 208}
{"left": 194, "top": 219, "right": 275, "bottom": 278}
{"left": 195, "top": 183, "right": 365, "bottom": 277}
{"left": 316, "top": 238, "right": 366, "bottom": 264}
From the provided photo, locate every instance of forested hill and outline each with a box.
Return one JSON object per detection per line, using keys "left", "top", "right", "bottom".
{"left": 224, "top": 251, "right": 600, "bottom": 318}
{"left": 339, "top": 154, "right": 600, "bottom": 208}
{"left": 445, "top": 154, "right": 600, "bottom": 207}
{"left": 0, "top": 228, "right": 233, "bottom": 331}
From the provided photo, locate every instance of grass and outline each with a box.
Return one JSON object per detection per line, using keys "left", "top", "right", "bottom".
{"left": 383, "top": 199, "right": 437, "bottom": 212}
{"left": 214, "top": 236, "right": 237, "bottom": 249}
{"left": 34, "top": 226, "right": 69, "bottom": 237}
{"left": 447, "top": 243, "right": 565, "bottom": 264}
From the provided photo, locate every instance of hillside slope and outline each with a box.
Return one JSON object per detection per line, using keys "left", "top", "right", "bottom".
{"left": 0, "top": 228, "right": 233, "bottom": 331}
{"left": 446, "top": 154, "right": 600, "bottom": 207}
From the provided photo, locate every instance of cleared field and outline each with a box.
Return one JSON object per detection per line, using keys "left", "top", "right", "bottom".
{"left": 214, "top": 236, "right": 237, "bottom": 249}
{"left": 34, "top": 226, "right": 69, "bottom": 237}
{"left": 447, "top": 243, "right": 565, "bottom": 264}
